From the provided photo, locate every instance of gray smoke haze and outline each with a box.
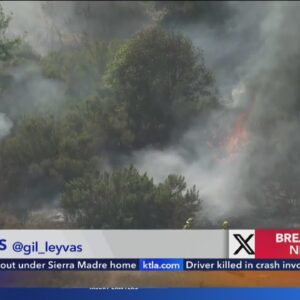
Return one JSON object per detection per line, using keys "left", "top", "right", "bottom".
{"left": 0, "top": 112, "right": 12, "bottom": 140}
{"left": 55, "top": 1, "right": 153, "bottom": 39}
{"left": 1, "top": 1, "right": 56, "bottom": 55}
{"left": 132, "top": 108, "right": 253, "bottom": 225}
{"left": 0, "top": 63, "right": 66, "bottom": 119}
{"left": 0, "top": 2, "right": 65, "bottom": 129}
{"left": 2, "top": 1, "right": 300, "bottom": 227}
{"left": 132, "top": 2, "right": 300, "bottom": 227}
{"left": 2, "top": 1, "right": 155, "bottom": 55}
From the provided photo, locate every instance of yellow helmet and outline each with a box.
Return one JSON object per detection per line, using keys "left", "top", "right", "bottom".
{"left": 186, "top": 217, "right": 193, "bottom": 224}
{"left": 183, "top": 217, "right": 193, "bottom": 229}
{"left": 222, "top": 220, "right": 229, "bottom": 229}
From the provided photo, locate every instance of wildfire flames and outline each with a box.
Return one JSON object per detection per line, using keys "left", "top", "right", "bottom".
{"left": 207, "top": 97, "right": 255, "bottom": 161}
{"left": 225, "top": 112, "right": 249, "bottom": 156}
{"left": 222, "top": 94, "right": 257, "bottom": 158}
{"left": 208, "top": 100, "right": 254, "bottom": 161}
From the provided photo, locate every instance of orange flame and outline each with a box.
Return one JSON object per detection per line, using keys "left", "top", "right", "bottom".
{"left": 225, "top": 112, "right": 249, "bottom": 155}
{"left": 208, "top": 98, "right": 255, "bottom": 160}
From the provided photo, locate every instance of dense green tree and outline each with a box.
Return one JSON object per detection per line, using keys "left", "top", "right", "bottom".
{"left": 105, "top": 27, "right": 218, "bottom": 148}
{"left": 0, "top": 97, "right": 135, "bottom": 210}
{"left": 0, "top": 11, "right": 211, "bottom": 228}
{"left": 0, "top": 114, "right": 95, "bottom": 209}
{"left": 61, "top": 166, "right": 201, "bottom": 229}
{"left": 0, "top": 4, "right": 20, "bottom": 93}
{"left": 41, "top": 40, "right": 121, "bottom": 101}
{"left": 0, "top": 5, "right": 19, "bottom": 62}
{"left": 59, "top": 96, "right": 135, "bottom": 156}
{"left": 0, "top": 115, "right": 59, "bottom": 201}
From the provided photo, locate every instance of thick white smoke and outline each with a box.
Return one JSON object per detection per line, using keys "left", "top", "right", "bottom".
{"left": 1, "top": 1, "right": 153, "bottom": 56}
{"left": 0, "top": 113, "right": 12, "bottom": 140}
{"left": 132, "top": 108, "right": 253, "bottom": 223}
{"left": 1, "top": 1, "right": 55, "bottom": 55}
{"left": 2, "top": 1, "right": 300, "bottom": 227}
{"left": 133, "top": 2, "right": 300, "bottom": 226}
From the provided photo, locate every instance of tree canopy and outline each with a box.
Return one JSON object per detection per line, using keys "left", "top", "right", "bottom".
{"left": 105, "top": 27, "right": 218, "bottom": 148}
{"left": 0, "top": 4, "right": 219, "bottom": 229}
{"left": 62, "top": 166, "right": 201, "bottom": 229}
{"left": 0, "top": 6, "right": 19, "bottom": 62}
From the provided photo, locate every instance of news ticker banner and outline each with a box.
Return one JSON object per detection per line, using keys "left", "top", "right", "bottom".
{"left": 0, "top": 229, "right": 299, "bottom": 271}
{"left": 1, "top": 258, "right": 300, "bottom": 271}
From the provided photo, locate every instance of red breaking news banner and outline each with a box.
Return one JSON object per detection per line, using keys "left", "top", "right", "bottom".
{"left": 255, "top": 230, "right": 300, "bottom": 258}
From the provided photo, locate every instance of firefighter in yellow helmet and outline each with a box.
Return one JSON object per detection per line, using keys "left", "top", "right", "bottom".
{"left": 222, "top": 220, "right": 229, "bottom": 229}
{"left": 183, "top": 217, "right": 193, "bottom": 229}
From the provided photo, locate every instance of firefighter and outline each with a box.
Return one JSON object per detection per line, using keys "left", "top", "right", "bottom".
{"left": 183, "top": 217, "right": 193, "bottom": 229}
{"left": 222, "top": 220, "right": 229, "bottom": 229}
